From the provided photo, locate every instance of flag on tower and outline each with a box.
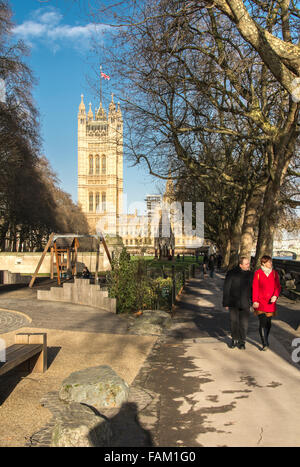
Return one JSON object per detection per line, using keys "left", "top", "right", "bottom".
{"left": 101, "top": 71, "right": 110, "bottom": 80}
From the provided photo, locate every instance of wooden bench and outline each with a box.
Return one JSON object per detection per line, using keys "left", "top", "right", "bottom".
{"left": 0, "top": 333, "right": 47, "bottom": 376}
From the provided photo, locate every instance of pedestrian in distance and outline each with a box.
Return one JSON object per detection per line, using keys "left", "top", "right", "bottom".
{"left": 223, "top": 257, "right": 252, "bottom": 349}
{"left": 82, "top": 266, "right": 90, "bottom": 279}
{"left": 252, "top": 255, "right": 281, "bottom": 351}
{"left": 203, "top": 253, "right": 209, "bottom": 277}
{"left": 208, "top": 254, "right": 215, "bottom": 278}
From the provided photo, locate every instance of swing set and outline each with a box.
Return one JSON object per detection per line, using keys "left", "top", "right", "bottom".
{"left": 28, "top": 232, "right": 112, "bottom": 288}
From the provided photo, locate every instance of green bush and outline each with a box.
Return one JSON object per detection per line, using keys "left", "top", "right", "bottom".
{"left": 151, "top": 276, "right": 173, "bottom": 310}
{"left": 107, "top": 248, "right": 154, "bottom": 313}
{"left": 107, "top": 248, "right": 137, "bottom": 314}
{"left": 107, "top": 249, "right": 194, "bottom": 313}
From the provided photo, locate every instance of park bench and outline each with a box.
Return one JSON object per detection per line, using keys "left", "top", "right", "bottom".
{"left": 0, "top": 333, "right": 47, "bottom": 376}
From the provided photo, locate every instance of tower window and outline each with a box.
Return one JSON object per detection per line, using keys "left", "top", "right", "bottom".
{"left": 95, "top": 192, "right": 100, "bottom": 212}
{"left": 102, "top": 155, "right": 106, "bottom": 175}
{"left": 95, "top": 155, "right": 100, "bottom": 175}
{"left": 89, "top": 193, "right": 93, "bottom": 212}
{"left": 89, "top": 155, "right": 93, "bottom": 175}
{"left": 102, "top": 192, "right": 106, "bottom": 212}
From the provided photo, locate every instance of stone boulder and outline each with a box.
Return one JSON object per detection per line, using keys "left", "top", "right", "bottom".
{"left": 129, "top": 310, "right": 172, "bottom": 336}
{"left": 59, "top": 365, "right": 130, "bottom": 410}
{"left": 51, "top": 402, "right": 111, "bottom": 447}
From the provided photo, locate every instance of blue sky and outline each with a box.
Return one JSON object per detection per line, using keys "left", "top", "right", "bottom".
{"left": 10, "top": 0, "right": 161, "bottom": 214}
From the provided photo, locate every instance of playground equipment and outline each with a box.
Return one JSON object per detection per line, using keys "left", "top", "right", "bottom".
{"left": 29, "top": 232, "right": 112, "bottom": 288}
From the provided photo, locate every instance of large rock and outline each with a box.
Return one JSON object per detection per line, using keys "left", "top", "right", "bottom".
{"left": 59, "top": 365, "right": 130, "bottom": 410}
{"left": 51, "top": 402, "right": 111, "bottom": 447}
{"left": 130, "top": 310, "right": 172, "bottom": 336}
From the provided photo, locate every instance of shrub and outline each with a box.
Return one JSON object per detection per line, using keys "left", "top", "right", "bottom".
{"left": 107, "top": 248, "right": 154, "bottom": 313}
{"left": 107, "top": 248, "right": 137, "bottom": 314}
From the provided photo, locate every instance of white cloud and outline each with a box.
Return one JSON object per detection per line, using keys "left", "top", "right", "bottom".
{"left": 13, "top": 7, "right": 109, "bottom": 52}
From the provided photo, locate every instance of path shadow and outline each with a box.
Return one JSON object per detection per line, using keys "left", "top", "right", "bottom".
{"left": 89, "top": 402, "right": 153, "bottom": 447}
{"left": 0, "top": 370, "right": 24, "bottom": 405}
{"left": 47, "top": 346, "right": 61, "bottom": 369}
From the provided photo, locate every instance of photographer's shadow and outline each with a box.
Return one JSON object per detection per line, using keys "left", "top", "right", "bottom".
{"left": 89, "top": 401, "right": 154, "bottom": 447}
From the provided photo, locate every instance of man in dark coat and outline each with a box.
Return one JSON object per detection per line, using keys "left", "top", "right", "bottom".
{"left": 223, "top": 257, "right": 252, "bottom": 349}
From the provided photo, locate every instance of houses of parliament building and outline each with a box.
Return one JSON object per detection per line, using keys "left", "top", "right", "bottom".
{"left": 77, "top": 94, "right": 203, "bottom": 255}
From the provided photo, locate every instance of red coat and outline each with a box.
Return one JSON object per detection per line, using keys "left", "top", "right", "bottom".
{"left": 252, "top": 269, "right": 281, "bottom": 313}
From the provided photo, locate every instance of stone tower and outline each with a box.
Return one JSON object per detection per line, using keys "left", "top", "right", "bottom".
{"left": 77, "top": 93, "right": 123, "bottom": 234}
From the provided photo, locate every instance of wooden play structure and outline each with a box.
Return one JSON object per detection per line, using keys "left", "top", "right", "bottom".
{"left": 29, "top": 232, "right": 112, "bottom": 288}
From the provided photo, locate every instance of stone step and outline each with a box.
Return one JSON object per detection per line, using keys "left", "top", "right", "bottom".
{"left": 50, "top": 287, "right": 66, "bottom": 301}
{"left": 37, "top": 290, "right": 51, "bottom": 301}
{"left": 37, "top": 280, "right": 116, "bottom": 313}
{"left": 74, "top": 278, "right": 100, "bottom": 289}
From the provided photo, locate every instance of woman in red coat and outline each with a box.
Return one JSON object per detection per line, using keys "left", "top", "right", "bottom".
{"left": 252, "top": 255, "right": 281, "bottom": 350}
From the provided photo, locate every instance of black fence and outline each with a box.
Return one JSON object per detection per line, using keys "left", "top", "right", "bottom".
{"left": 145, "top": 263, "right": 197, "bottom": 311}
{"left": 273, "top": 259, "right": 300, "bottom": 274}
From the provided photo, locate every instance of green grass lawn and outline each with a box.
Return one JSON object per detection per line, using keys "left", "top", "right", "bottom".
{"left": 130, "top": 255, "right": 203, "bottom": 270}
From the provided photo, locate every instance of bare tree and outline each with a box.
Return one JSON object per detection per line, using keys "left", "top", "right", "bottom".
{"left": 0, "top": 1, "right": 89, "bottom": 251}
{"left": 88, "top": 0, "right": 299, "bottom": 267}
{"left": 199, "top": 0, "right": 300, "bottom": 96}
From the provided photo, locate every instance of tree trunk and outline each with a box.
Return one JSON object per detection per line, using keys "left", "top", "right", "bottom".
{"left": 254, "top": 127, "right": 298, "bottom": 269}
{"left": 0, "top": 222, "right": 9, "bottom": 251}
{"left": 222, "top": 237, "right": 231, "bottom": 269}
{"left": 228, "top": 200, "right": 246, "bottom": 269}
{"left": 254, "top": 178, "right": 279, "bottom": 268}
{"left": 239, "top": 180, "right": 268, "bottom": 259}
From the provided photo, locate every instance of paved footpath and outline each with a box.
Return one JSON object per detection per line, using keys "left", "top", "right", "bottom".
{"left": 133, "top": 272, "right": 300, "bottom": 447}
{"left": 0, "top": 274, "right": 300, "bottom": 447}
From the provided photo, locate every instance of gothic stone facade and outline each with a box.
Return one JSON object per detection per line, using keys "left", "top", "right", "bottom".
{"left": 77, "top": 94, "right": 203, "bottom": 253}
{"left": 77, "top": 94, "right": 123, "bottom": 234}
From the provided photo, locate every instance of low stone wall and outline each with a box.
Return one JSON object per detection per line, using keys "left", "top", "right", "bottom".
{"left": 0, "top": 251, "right": 111, "bottom": 275}
{"left": 0, "top": 270, "right": 31, "bottom": 285}
{"left": 37, "top": 278, "right": 116, "bottom": 313}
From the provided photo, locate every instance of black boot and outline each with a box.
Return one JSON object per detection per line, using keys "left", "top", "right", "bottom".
{"left": 261, "top": 338, "right": 268, "bottom": 351}
{"left": 230, "top": 339, "right": 237, "bottom": 348}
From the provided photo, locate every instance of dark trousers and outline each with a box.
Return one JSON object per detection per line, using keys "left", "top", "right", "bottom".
{"left": 229, "top": 307, "right": 250, "bottom": 343}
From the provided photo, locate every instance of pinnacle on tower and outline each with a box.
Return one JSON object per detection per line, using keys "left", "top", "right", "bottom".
{"left": 88, "top": 102, "right": 93, "bottom": 121}
{"left": 78, "top": 94, "right": 86, "bottom": 114}
{"left": 109, "top": 92, "right": 116, "bottom": 113}
{"left": 96, "top": 100, "right": 107, "bottom": 120}
{"left": 117, "top": 101, "right": 122, "bottom": 117}
{"left": 163, "top": 169, "right": 175, "bottom": 203}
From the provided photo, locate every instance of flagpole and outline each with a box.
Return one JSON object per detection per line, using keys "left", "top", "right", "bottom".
{"left": 100, "top": 65, "right": 102, "bottom": 105}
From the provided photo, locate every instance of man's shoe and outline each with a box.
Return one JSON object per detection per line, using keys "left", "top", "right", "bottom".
{"left": 230, "top": 339, "right": 237, "bottom": 348}
{"left": 237, "top": 342, "right": 246, "bottom": 350}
